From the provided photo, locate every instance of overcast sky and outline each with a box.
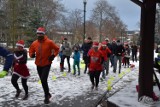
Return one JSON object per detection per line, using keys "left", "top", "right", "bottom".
{"left": 60, "top": 0, "right": 141, "bottom": 31}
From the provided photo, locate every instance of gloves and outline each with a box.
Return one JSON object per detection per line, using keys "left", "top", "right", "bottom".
{"left": 48, "top": 55, "right": 55, "bottom": 61}
{"left": 0, "top": 70, "right": 8, "bottom": 78}
{"left": 31, "top": 54, "right": 36, "bottom": 58}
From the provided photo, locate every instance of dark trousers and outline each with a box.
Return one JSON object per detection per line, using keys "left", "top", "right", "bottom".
{"left": 37, "top": 64, "right": 51, "bottom": 98}
{"left": 89, "top": 71, "right": 101, "bottom": 87}
{"left": 11, "top": 74, "right": 28, "bottom": 95}
{"left": 73, "top": 61, "right": 80, "bottom": 75}
{"left": 124, "top": 57, "right": 130, "bottom": 67}
{"left": 83, "top": 55, "right": 89, "bottom": 73}
{"left": 132, "top": 53, "right": 137, "bottom": 62}
{"left": 110, "top": 55, "right": 114, "bottom": 67}
{"left": 61, "top": 55, "right": 71, "bottom": 71}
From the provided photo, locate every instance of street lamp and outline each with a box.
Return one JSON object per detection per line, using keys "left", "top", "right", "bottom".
{"left": 83, "top": 0, "right": 87, "bottom": 43}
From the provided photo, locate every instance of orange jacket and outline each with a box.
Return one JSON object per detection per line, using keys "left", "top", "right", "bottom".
{"left": 29, "top": 36, "right": 59, "bottom": 67}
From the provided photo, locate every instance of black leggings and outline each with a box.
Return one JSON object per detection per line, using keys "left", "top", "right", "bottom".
{"left": 37, "top": 64, "right": 51, "bottom": 98}
{"left": 83, "top": 56, "right": 89, "bottom": 73}
{"left": 89, "top": 71, "right": 101, "bottom": 87}
{"left": 11, "top": 74, "right": 28, "bottom": 94}
{"left": 61, "top": 55, "right": 71, "bottom": 71}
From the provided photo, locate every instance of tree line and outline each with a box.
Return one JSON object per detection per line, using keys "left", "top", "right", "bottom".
{"left": 0, "top": 0, "right": 142, "bottom": 48}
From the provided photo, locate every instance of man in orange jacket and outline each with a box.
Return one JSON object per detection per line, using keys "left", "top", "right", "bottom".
{"left": 29, "top": 27, "right": 59, "bottom": 104}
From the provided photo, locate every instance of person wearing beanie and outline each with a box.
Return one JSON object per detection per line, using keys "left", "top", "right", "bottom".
{"left": 60, "top": 37, "right": 72, "bottom": 72}
{"left": 29, "top": 27, "right": 59, "bottom": 104}
{"left": 99, "top": 41, "right": 111, "bottom": 79}
{"left": 112, "top": 40, "right": 125, "bottom": 74}
{"left": 131, "top": 43, "right": 138, "bottom": 62}
{"left": 88, "top": 41, "right": 103, "bottom": 90}
{"left": 11, "top": 40, "right": 30, "bottom": 100}
{"left": 109, "top": 38, "right": 117, "bottom": 69}
{"left": 81, "top": 37, "right": 93, "bottom": 74}
{"left": 0, "top": 47, "right": 14, "bottom": 78}
{"left": 124, "top": 44, "right": 130, "bottom": 68}
{"left": 105, "top": 38, "right": 112, "bottom": 74}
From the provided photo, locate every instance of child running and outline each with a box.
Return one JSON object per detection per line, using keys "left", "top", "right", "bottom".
{"left": 11, "top": 40, "right": 30, "bottom": 100}
{"left": 73, "top": 46, "right": 80, "bottom": 75}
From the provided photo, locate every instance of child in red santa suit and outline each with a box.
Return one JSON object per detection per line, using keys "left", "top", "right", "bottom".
{"left": 11, "top": 40, "right": 30, "bottom": 100}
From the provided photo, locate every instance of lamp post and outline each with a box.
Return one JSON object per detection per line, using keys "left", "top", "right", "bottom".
{"left": 83, "top": 0, "right": 87, "bottom": 43}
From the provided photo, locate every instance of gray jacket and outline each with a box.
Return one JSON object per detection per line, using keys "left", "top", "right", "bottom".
{"left": 61, "top": 41, "right": 72, "bottom": 56}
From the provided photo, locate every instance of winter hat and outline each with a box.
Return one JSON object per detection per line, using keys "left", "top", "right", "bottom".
{"left": 87, "top": 37, "right": 92, "bottom": 40}
{"left": 36, "top": 27, "right": 45, "bottom": 34}
{"left": 101, "top": 41, "right": 107, "bottom": 46}
{"left": 117, "top": 40, "right": 120, "bottom": 43}
{"left": 16, "top": 40, "right": 25, "bottom": 48}
{"left": 92, "top": 42, "right": 99, "bottom": 47}
{"left": 64, "top": 37, "right": 68, "bottom": 40}
{"left": 112, "top": 38, "right": 116, "bottom": 42}
{"left": 105, "top": 38, "right": 109, "bottom": 41}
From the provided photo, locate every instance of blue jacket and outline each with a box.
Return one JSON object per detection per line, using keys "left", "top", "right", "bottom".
{"left": 0, "top": 46, "right": 14, "bottom": 71}
{"left": 73, "top": 51, "right": 80, "bottom": 62}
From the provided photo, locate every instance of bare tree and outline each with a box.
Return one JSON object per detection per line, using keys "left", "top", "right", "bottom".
{"left": 86, "top": 21, "right": 98, "bottom": 40}
{"left": 91, "top": 0, "right": 126, "bottom": 42}
{"left": 67, "top": 9, "right": 83, "bottom": 44}
{"left": 0, "top": 0, "right": 65, "bottom": 47}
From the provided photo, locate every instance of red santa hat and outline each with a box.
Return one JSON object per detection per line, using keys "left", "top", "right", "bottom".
{"left": 93, "top": 42, "right": 99, "bottom": 47}
{"left": 36, "top": 27, "right": 45, "bottom": 34}
{"left": 112, "top": 38, "right": 116, "bottom": 42}
{"left": 101, "top": 41, "right": 107, "bottom": 46}
{"left": 16, "top": 40, "right": 25, "bottom": 48}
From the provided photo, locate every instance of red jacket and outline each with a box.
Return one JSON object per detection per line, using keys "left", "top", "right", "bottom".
{"left": 29, "top": 36, "right": 59, "bottom": 67}
{"left": 99, "top": 46, "right": 111, "bottom": 61}
{"left": 88, "top": 49, "right": 103, "bottom": 72}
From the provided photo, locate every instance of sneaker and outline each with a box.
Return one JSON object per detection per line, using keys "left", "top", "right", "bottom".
{"left": 138, "top": 96, "right": 155, "bottom": 106}
{"left": 48, "top": 93, "right": 52, "bottom": 99}
{"left": 22, "top": 94, "right": 28, "bottom": 100}
{"left": 15, "top": 89, "right": 21, "bottom": 98}
{"left": 44, "top": 98, "right": 50, "bottom": 104}
{"left": 44, "top": 93, "right": 52, "bottom": 104}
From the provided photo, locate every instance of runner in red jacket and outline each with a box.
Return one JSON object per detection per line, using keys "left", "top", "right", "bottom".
{"left": 88, "top": 42, "right": 103, "bottom": 90}
{"left": 99, "top": 41, "right": 111, "bottom": 79}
